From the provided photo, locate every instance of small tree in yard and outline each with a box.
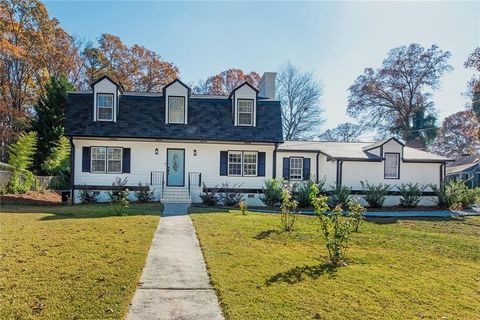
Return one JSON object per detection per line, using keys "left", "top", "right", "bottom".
{"left": 7, "top": 132, "right": 37, "bottom": 193}
{"left": 280, "top": 187, "right": 298, "bottom": 232}
{"left": 310, "top": 183, "right": 365, "bottom": 265}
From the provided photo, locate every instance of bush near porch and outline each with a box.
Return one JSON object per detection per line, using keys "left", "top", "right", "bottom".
{"left": 0, "top": 203, "right": 161, "bottom": 319}
{"left": 190, "top": 208, "right": 480, "bottom": 320}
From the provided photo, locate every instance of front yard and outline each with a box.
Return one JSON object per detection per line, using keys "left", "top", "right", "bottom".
{"left": 0, "top": 203, "right": 161, "bottom": 319}
{"left": 191, "top": 208, "right": 480, "bottom": 320}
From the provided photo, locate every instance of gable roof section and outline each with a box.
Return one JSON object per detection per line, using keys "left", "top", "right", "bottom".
{"left": 162, "top": 78, "right": 191, "bottom": 95}
{"left": 228, "top": 81, "right": 259, "bottom": 98}
{"left": 278, "top": 140, "right": 451, "bottom": 162}
{"left": 446, "top": 155, "right": 479, "bottom": 174}
{"left": 64, "top": 93, "right": 283, "bottom": 143}
{"left": 90, "top": 75, "right": 124, "bottom": 92}
{"left": 362, "top": 137, "right": 405, "bottom": 151}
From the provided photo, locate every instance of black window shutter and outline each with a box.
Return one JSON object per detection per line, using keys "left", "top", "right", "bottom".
{"left": 220, "top": 151, "right": 228, "bottom": 176}
{"left": 258, "top": 152, "right": 266, "bottom": 176}
{"left": 122, "top": 148, "right": 131, "bottom": 173}
{"left": 303, "top": 158, "right": 311, "bottom": 180}
{"left": 82, "top": 147, "right": 90, "bottom": 172}
{"left": 282, "top": 157, "right": 290, "bottom": 180}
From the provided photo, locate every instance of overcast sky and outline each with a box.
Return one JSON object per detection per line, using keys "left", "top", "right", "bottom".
{"left": 45, "top": 1, "right": 479, "bottom": 135}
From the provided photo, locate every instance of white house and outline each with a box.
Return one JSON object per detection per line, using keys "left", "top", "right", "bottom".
{"left": 65, "top": 73, "right": 451, "bottom": 206}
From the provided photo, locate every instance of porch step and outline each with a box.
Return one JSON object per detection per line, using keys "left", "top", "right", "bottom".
{"left": 161, "top": 187, "right": 192, "bottom": 204}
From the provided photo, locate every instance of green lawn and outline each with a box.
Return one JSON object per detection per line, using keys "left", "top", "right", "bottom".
{"left": 0, "top": 203, "right": 161, "bottom": 320}
{"left": 190, "top": 208, "right": 480, "bottom": 320}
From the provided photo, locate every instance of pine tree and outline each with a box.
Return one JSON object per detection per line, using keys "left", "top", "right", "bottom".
{"left": 32, "top": 76, "right": 74, "bottom": 174}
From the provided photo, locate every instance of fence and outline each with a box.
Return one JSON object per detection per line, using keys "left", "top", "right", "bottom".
{"left": 0, "top": 172, "right": 62, "bottom": 190}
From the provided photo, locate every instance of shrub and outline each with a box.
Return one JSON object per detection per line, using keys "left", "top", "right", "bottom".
{"left": 78, "top": 186, "right": 99, "bottom": 204}
{"left": 41, "top": 135, "right": 70, "bottom": 189}
{"left": 328, "top": 184, "right": 351, "bottom": 209}
{"left": 432, "top": 181, "right": 480, "bottom": 210}
{"left": 135, "top": 182, "right": 155, "bottom": 202}
{"left": 349, "top": 201, "right": 366, "bottom": 232}
{"left": 239, "top": 200, "right": 247, "bottom": 215}
{"left": 310, "top": 183, "right": 365, "bottom": 265}
{"left": 360, "top": 181, "right": 390, "bottom": 208}
{"left": 259, "top": 178, "right": 283, "bottom": 207}
{"left": 199, "top": 182, "right": 219, "bottom": 206}
{"left": 398, "top": 183, "right": 425, "bottom": 208}
{"left": 107, "top": 177, "right": 130, "bottom": 204}
{"left": 6, "top": 132, "right": 37, "bottom": 194}
{"left": 293, "top": 179, "right": 326, "bottom": 208}
{"left": 219, "top": 182, "right": 244, "bottom": 206}
{"left": 7, "top": 170, "right": 34, "bottom": 194}
{"left": 280, "top": 187, "right": 298, "bottom": 231}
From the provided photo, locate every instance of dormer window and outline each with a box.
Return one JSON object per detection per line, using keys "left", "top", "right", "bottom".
{"left": 97, "top": 94, "right": 114, "bottom": 121}
{"left": 237, "top": 99, "right": 254, "bottom": 126}
{"left": 168, "top": 96, "right": 186, "bottom": 124}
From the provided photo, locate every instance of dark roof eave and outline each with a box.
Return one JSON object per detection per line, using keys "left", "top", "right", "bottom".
{"left": 65, "top": 134, "right": 282, "bottom": 144}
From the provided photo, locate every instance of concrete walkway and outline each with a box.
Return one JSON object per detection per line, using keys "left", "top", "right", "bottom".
{"left": 127, "top": 203, "right": 224, "bottom": 320}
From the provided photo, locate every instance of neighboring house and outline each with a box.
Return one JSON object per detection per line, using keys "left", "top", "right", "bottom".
{"left": 65, "top": 73, "right": 451, "bottom": 206}
{"left": 446, "top": 155, "right": 480, "bottom": 188}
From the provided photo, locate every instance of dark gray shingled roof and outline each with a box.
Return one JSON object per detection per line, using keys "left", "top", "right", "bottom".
{"left": 64, "top": 93, "right": 283, "bottom": 143}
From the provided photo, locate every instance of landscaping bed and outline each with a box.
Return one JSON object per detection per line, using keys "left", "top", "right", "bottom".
{"left": 191, "top": 207, "right": 480, "bottom": 320}
{"left": 0, "top": 203, "right": 161, "bottom": 319}
{"left": 0, "top": 190, "right": 62, "bottom": 205}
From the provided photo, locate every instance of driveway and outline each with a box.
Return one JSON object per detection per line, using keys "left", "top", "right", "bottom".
{"left": 127, "top": 203, "right": 224, "bottom": 320}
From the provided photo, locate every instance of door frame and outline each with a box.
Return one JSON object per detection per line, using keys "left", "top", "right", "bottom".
{"left": 166, "top": 148, "right": 185, "bottom": 187}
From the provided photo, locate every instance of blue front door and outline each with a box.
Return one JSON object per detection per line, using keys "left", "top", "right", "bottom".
{"left": 167, "top": 149, "right": 185, "bottom": 187}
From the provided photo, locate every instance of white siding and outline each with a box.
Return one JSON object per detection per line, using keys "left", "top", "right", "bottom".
{"left": 73, "top": 138, "right": 274, "bottom": 205}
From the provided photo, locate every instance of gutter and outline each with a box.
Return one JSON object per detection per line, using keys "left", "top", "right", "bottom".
{"left": 273, "top": 143, "right": 279, "bottom": 178}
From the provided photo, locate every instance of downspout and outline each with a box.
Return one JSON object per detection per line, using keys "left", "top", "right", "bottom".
{"left": 316, "top": 152, "right": 320, "bottom": 184}
{"left": 272, "top": 143, "right": 279, "bottom": 179}
{"left": 339, "top": 160, "right": 344, "bottom": 187}
{"left": 68, "top": 137, "right": 75, "bottom": 204}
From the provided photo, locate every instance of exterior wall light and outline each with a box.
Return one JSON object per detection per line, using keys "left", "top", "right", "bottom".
{"left": 155, "top": 148, "right": 158, "bottom": 155}
{"left": 193, "top": 149, "right": 197, "bottom": 156}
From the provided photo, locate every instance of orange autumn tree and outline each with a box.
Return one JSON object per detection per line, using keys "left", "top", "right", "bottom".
{"left": 194, "top": 69, "right": 260, "bottom": 95}
{"left": 82, "top": 33, "right": 178, "bottom": 92}
{"left": 0, "top": 0, "right": 81, "bottom": 160}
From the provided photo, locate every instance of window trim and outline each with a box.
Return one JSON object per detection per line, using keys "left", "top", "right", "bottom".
{"left": 90, "top": 147, "right": 123, "bottom": 174}
{"left": 384, "top": 152, "right": 400, "bottom": 179}
{"left": 167, "top": 95, "right": 186, "bottom": 124}
{"left": 227, "top": 151, "right": 243, "bottom": 177}
{"left": 96, "top": 93, "right": 114, "bottom": 122}
{"left": 237, "top": 99, "right": 254, "bottom": 126}
{"left": 243, "top": 151, "right": 258, "bottom": 177}
{"left": 107, "top": 147, "right": 123, "bottom": 174}
{"left": 289, "top": 157, "right": 304, "bottom": 181}
{"left": 227, "top": 150, "right": 259, "bottom": 177}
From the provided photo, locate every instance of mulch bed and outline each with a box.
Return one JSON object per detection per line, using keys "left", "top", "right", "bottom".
{"left": 1, "top": 191, "right": 62, "bottom": 206}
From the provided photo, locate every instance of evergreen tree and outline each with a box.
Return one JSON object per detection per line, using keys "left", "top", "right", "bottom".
{"left": 32, "top": 76, "right": 74, "bottom": 174}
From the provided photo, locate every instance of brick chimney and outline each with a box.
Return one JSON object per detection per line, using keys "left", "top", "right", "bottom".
{"left": 259, "top": 72, "right": 277, "bottom": 100}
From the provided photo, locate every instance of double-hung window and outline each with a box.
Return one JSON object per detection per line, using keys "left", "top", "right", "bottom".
{"left": 91, "top": 147, "right": 107, "bottom": 173}
{"left": 91, "top": 147, "right": 122, "bottom": 173}
{"left": 243, "top": 152, "right": 257, "bottom": 176}
{"left": 289, "top": 157, "right": 303, "bottom": 180}
{"left": 237, "top": 99, "right": 253, "bottom": 126}
{"left": 97, "top": 94, "right": 114, "bottom": 121}
{"left": 228, "top": 152, "right": 242, "bottom": 176}
{"left": 168, "top": 96, "right": 185, "bottom": 124}
{"left": 384, "top": 153, "right": 400, "bottom": 179}
{"left": 228, "top": 151, "right": 258, "bottom": 176}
